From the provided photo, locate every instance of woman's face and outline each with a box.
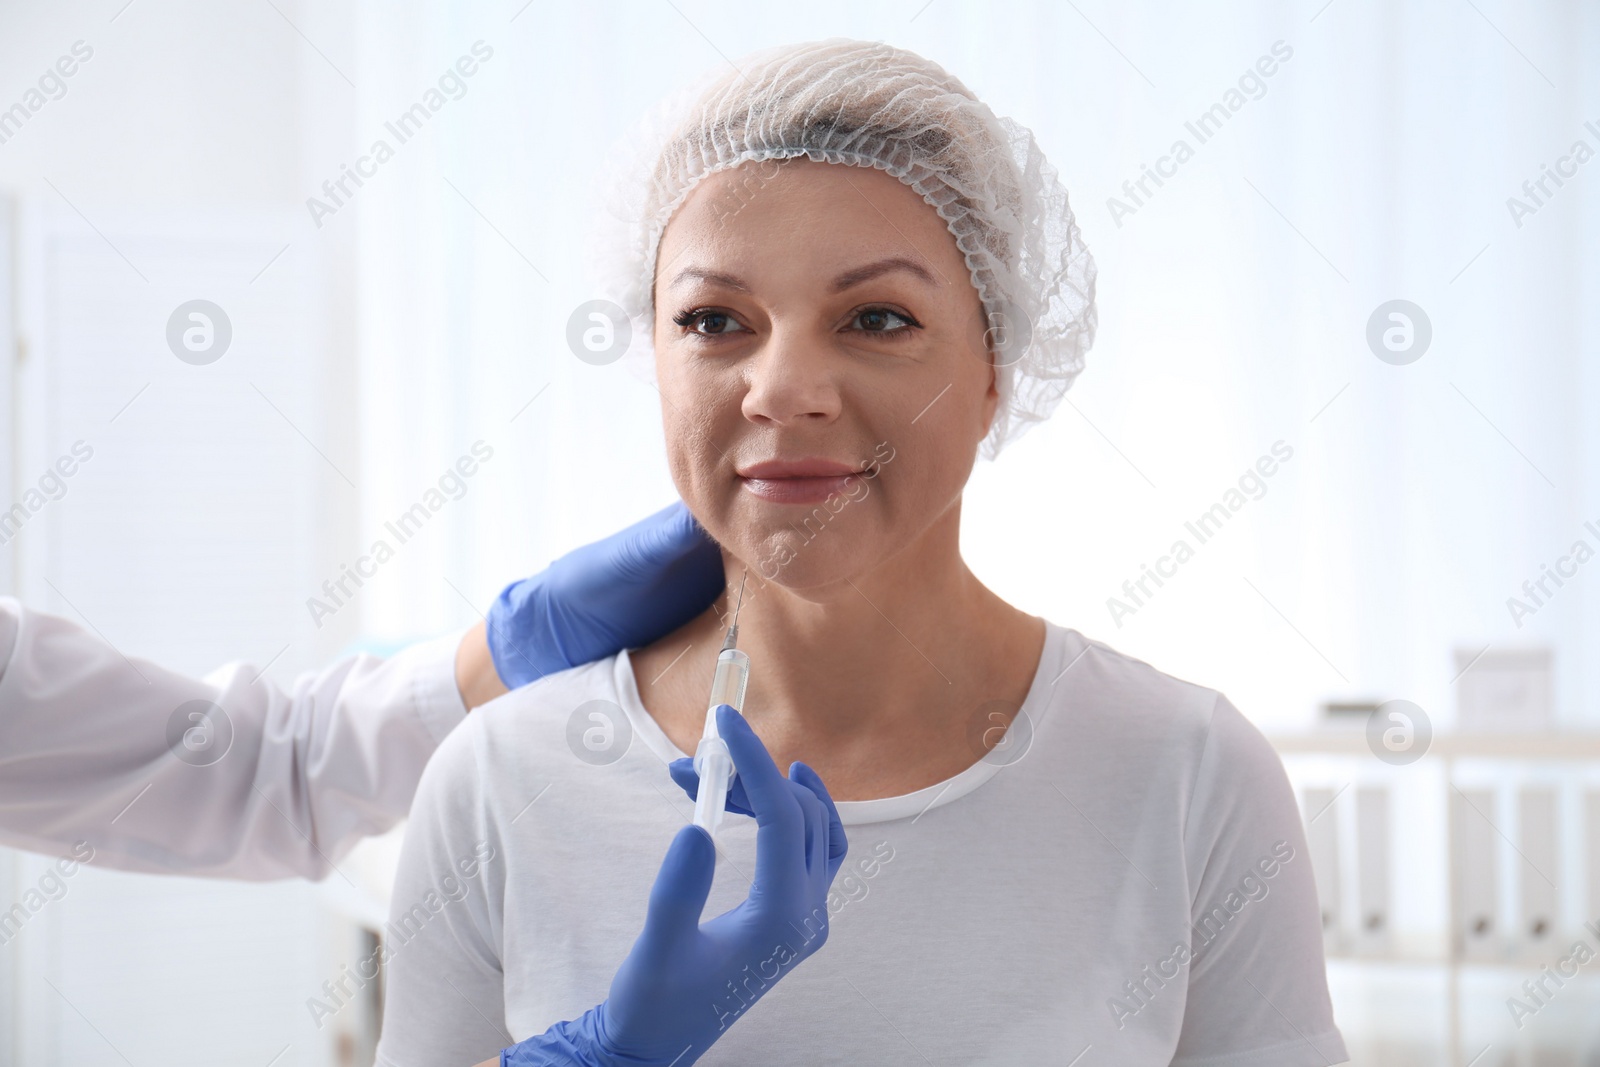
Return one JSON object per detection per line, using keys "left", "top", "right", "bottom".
{"left": 651, "top": 158, "right": 997, "bottom": 591}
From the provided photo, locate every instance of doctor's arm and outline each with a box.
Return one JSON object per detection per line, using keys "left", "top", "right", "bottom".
{"left": 0, "top": 502, "right": 721, "bottom": 881}
{"left": 0, "top": 597, "right": 473, "bottom": 880}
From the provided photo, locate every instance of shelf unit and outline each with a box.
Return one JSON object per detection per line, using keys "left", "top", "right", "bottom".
{"left": 1268, "top": 732, "right": 1600, "bottom": 1065}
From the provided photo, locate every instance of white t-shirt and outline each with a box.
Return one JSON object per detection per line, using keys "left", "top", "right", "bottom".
{"left": 373, "top": 622, "right": 1348, "bottom": 1067}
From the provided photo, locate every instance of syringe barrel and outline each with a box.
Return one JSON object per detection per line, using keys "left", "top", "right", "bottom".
{"left": 692, "top": 648, "right": 749, "bottom": 837}
{"left": 702, "top": 648, "right": 750, "bottom": 737}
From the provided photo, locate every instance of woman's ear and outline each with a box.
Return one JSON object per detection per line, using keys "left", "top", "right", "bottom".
{"left": 978, "top": 371, "right": 1000, "bottom": 439}
{"left": 969, "top": 299, "right": 1002, "bottom": 439}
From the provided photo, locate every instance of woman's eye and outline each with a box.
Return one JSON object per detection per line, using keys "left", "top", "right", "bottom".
{"left": 671, "top": 306, "right": 917, "bottom": 339}
{"left": 674, "top": 309, "right": 748, "bottom": 337}
{"left": 851, "top": 307, "right": 918, "bottom": 335}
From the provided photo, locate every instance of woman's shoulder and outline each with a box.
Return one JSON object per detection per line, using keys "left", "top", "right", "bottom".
{"left": 1039, "top": 623, "right": 1295, "bottom": 846}
{"left": 1045, "top": 623, "right": 1220, "bottom": 723}
{"left": 428, "top": 654, "right": 628, "bottom": 779}
{"left": 1040, "top": 621, "right": 1271, "bottom": 773}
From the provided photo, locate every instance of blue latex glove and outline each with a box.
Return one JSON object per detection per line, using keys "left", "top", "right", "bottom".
{"left": 487, "top": 501, "right": 724, "bottom": 688}
{"left": 502, "top": 704, "right": 848, "bottom": 1067}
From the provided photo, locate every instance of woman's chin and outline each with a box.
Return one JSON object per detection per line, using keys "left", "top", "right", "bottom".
{"left": 730, "top": 528, "right": 882, "bottom": 594}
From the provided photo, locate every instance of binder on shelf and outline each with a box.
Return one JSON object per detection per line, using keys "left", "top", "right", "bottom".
{"left": 1451, "top": 787, "right": 1499, "bottom": 959}
{"left": 1355, "top": 787, "right": 1390, "bottom": 955}
{"left": 1587, "top": 791, "right": 1600, "bottom": 935}
{"left": 1303, "top": 786, "right": 1344, "bottom": 954}
{"left": 1517, "top": 788, "right": 1559, "bottom": 956}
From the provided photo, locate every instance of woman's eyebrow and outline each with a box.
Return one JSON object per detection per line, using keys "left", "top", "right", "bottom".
{"left": 668, "top": 267, "right": 750, "bottom": 292}
{"left": 666, "top": 256, "right": 939, "bottom": 294}
{"left": 830, "top": 256, "right": 938, "bottom": 292}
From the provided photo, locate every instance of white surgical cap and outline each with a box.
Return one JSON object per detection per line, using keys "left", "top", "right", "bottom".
{"left": 589, "top": 37, "right": 1098, "bottom": 459}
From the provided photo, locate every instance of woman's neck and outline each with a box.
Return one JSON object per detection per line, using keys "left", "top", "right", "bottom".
{"left": 631, "top": 506, "right": 1047, "bottom": 799}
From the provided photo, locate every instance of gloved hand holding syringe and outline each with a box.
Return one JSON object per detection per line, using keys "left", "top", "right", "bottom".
{"left": 691, "top": 571, "right": 749, "bottom": 838}
{"left": 498, "top": 570, "right": 848, "bottom": 1067}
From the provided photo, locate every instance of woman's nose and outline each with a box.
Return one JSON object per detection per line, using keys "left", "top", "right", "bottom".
{"left": 740, "top": 331, "right": 842, "bottom": 427}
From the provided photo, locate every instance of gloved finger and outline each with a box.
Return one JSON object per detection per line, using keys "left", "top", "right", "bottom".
{"left": 667, "top": 757, "right": 755, "bottom": 817}
{"left": 714, "top": 705, "right": 796, "bottom": 825}
{"left": 639, "top": 824, "right": 716, "bottom": 959}
{"left": 484, "top": 579, "right": 553, "bottom": 688}
{"left": 789, "top": 762, "right": 846, "bottom": 882}
{"left": 789, "top": 761, "right": 848, "bottom": 882}
{"left": 667, "top": 757, "right": 699, "bottom": 800}
{"left": 789, "top": 764, "right": 827, "bottom": 884}
{"left": 725, "top": 773, "right": 754, "bottom": 816}
{"left": 610, "top": 501, "right": 723, "bottom": 586}
{"left": 715, "top": 704, "right": 806, "bottom": 897}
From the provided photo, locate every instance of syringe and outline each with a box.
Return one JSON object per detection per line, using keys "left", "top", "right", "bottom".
{"left": 692, "top": 571, "right": 750, "bottom": 838}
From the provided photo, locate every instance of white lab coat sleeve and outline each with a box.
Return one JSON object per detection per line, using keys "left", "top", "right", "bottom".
{"left": 0, "top": 596, "right": 470, "bottom": 881}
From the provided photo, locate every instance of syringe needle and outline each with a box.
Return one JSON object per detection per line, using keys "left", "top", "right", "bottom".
{"left": 723, "top": 569, "right": 747, "bottom": 651}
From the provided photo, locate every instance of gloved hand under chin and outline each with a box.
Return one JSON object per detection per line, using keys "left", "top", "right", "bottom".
{"left": 487, "top": 501, "right": 723, "bottom": 688}
{"left": 501, "top": 704, "right": 848, "bottom": 1067}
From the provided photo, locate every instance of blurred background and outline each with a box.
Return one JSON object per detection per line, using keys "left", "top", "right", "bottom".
{"left": 0, "top": 0, "right": 1597, "bottom": 1063}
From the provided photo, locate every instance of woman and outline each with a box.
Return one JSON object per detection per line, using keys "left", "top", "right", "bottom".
{"left": 375, "top": 39, "right": 1347, "bottom": 1067}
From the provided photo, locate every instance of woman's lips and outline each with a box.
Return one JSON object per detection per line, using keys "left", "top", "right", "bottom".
{"left": 736, "top": 458, "right": 863, "bottom": 505}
